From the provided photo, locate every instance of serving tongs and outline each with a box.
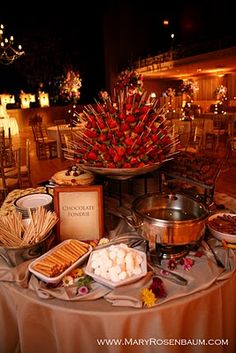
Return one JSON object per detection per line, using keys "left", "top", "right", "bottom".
{"left": 148, "top": 253, "right": 188, "bottom": 286}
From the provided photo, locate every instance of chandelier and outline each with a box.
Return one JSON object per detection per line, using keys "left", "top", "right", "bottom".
{"left": 0, "top": 23, "right": 24, "bottom": 65}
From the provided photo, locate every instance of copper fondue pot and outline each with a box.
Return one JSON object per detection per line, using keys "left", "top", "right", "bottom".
{"left": 126, "top": 192, "right": 208, "bottom": 249}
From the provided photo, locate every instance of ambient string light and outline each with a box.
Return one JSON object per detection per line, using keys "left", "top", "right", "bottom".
{"left": 0, "top": 23, "right": 24, "bottom": 65}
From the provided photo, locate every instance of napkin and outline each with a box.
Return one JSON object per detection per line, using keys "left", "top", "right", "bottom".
{"left": 104, "top": 272, "right": 153, "bottom": 308}
{"left": 28, "top": 275, "right": 111, "bottom": 301}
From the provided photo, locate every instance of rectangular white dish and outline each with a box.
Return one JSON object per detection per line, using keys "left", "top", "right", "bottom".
{"left": 85, "top": 244, "right": 147, "bottom": 289}
{"left": 29, "top": 239, "right": 92, "bottom": 283}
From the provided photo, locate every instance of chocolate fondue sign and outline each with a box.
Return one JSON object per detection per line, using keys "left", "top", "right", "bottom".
{"left": 62, "top": 204, "right": 95, "bottom": 217}
{"left": 54, "top": 186, "right": 104, "bottom": 241}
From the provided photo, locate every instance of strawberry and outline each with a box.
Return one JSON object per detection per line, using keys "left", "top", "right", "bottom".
{"left": 108, "top": 147, "right": 115, "bottom": 157}
{"left": 125, "top": 103, "right": 132, "bottom": 110}
{"left": 151, "top": 134, "right": 158, "bottom": 142}
{"left": 85, "top": 129, "right": 98, "bottom": 138}
{"left": 100, "top": 144, "right": 108, "bottom": 152}
{"left": 93, "top": 144, "right": 100, "bottom": 151}
{"left": 87, "top": 151, "right": 98, "bottom": 161}
{"left": 130, "top": 156, "right": 139, "bottom": 165}
{"left": 138, "top": 161, "right": 146, "bottom": 168}
{"left": 96, "top": 162, "right": 103, "bottom": 167}
{"left": 120, "top": 123, "right": 130, "bottom": 132}
{"left": 123, "top": 162, "right": 131, "bottom": 168}
{"left": 109, "top": 107, "right": 116, "bottom": 114}
{"left": 96, "top": 105, "right": 104, "bottom": 113}
{"left": 116, "top": 146, "right": 126, "bottom": 156}
{"left": 107, "top": 132, "right": 113, "bottom": 139}
{"left": 107, "top": 162, "right": 116, "bottom": 168}
{"left": 139, "top": 113, "right": 147, "bottom": 122}
{"left": 118, "top": 112, "right": 126, "bottom": 120}
{"left": 126, "top": 114, "right": 136, "bottom": 123}
{"left": 125, "top": 147, "right": 133, "bottom": 157}
{"left": 90, "top": 120, "right": 97, "bottom": 128}
{"left": 133, "top": 125, "right": 143, "bottom": 134}
{"left": 139, "top": 146, "right": 147, "bottom": 154}
{"left": 114, "top": 154, "right": 122, "bottom": 162}
{"left": 141, "top": 106, "right": 150, "bottom": 114}
{"left": 97, "top": 120, "right": 106, "bottom": 129}
{"left": 116, "top": 130, "right": 124, "bottom": 138}
{"left": 103, "top": 153, "right": 112, "bottom": 161}
{"left": 124, "top": 137, "right": 133, "bottom": 146}
{"left": 107, "top": 118, "right": 117, "bottom": 129}
{"left": 99, "top": 133, "right": 108, "bottom": 142}
{"left": 88, "top": 115, "right": 96, "bottom": 124}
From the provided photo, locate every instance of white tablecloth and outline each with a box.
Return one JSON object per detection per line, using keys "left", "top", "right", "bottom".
{"left": 0, "top": 117, "right": 19, "bottom": 136}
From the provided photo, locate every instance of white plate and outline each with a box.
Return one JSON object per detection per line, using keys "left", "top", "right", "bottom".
{"left": 85, "top": 245, "right": 147, "bottom": 288}
{"left": 207, "top": 212, "right": 236, "bottom": 243}
{"left": 14, "top": 193, "right": 53, "bottom": 209}
{"left": 29, "top": 239, "right": 92, "bottom": 283}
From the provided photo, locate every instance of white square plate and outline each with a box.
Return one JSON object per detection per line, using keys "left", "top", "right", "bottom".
{"left": 85, "top": 245, "right": 147, "bottom": 289}
{"left": 29, "top": 239, "right": 92, "bottom": 283}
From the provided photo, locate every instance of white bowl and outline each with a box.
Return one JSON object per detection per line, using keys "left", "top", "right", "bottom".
{"left": 207, "top": 212, "right": 236, "bottom": 243}
{"left": 85, "top": 244, "right": 147, "bottom": 289}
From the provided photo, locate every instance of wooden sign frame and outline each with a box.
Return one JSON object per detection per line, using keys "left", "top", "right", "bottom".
{"left": 53, "top": 185, "right": 104, "bottom": 242}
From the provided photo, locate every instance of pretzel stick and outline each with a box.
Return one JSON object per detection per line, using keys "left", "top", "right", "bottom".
{"left": 0, "top": 207, "right": 58, "bottom": 248}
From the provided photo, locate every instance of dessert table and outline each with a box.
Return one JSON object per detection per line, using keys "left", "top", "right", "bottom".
{"left": 0, "top": 267, "right": 235, "bottom": 353}
{"left": 0, "top": 188, "right": 236, "bottom": 353}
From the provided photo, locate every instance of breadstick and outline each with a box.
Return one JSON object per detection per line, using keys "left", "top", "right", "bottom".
{"left": 33, "top": 263, "right": 58, "bottom": 277}
{"left": 71, "top": 240, "right": 90, "bottom": 249}
{"left": 63, "top": 243, "right": 86, "bottom": 257}
{"left": 48, "top": 253, "right": 69, "bottom": 267}
{"left": 69, "top": 240, "right": 90, "bottom": 253}
{"left": 56, "top": 248, "right": 76, "bottom": 262}
{"left": 63, "top": 245, "right": 85, "bottom": 258}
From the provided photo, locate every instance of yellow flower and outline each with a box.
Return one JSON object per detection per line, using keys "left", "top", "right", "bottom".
{"left": 70, "top": 268, "right": 84, "bottom": 278}
{"left": 98, "top": 237, "right": 110, "bottom": 246}
{"left": 140, "top": 288, "right": 157, "bottom": 308}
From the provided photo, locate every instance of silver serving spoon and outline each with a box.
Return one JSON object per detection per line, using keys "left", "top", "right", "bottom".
{"left": 201, "top": 239, "right": 225, "bottom": 269}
